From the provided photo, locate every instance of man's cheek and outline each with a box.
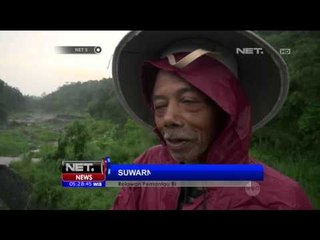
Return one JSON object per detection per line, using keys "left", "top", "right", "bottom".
{"left": 154, "top": 118, "right": 164, "bottom": 129}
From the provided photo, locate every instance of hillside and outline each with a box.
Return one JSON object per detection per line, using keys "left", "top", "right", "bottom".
{"left": 40, "top": 78, "right": 128, "bottom": 124}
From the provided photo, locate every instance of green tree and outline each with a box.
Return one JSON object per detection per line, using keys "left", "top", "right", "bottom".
{"left": 0, "top": 80, "right": 8, "bottom": 126}
{"left": 253, "top": 31, "right": 320, "bottom": 156}
{"left": 57, "top": 121, "right": 90, "bottom": 160}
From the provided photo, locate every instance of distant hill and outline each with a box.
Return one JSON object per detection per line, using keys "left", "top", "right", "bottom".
{"left": 0, "top": 79, "right": 26, "bottom": 126}
{"left": 1, "top": 78, "right": 128, "bottom": 126}
{"left": 0, "top": 79, "right": 25, "bottom": 111}
{"left": 40, "top": 78, "right": 128, "bottom": 124}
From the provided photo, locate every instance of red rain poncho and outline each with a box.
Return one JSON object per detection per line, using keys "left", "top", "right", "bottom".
{"left": 112, "top": 53, "right": 313, "bottom": 210}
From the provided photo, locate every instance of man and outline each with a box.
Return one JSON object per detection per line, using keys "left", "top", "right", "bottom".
{"left": 111, "top": 31, "right": 313, "bottom": 210}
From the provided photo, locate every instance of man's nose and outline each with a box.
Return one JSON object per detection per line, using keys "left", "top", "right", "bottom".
{"left": 163, "top": 101, "right": 183, "bottom": 127}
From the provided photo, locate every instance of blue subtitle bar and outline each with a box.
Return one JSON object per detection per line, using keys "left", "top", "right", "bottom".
{"left": 107, "top": 164, "right": 263, "bottom": 181}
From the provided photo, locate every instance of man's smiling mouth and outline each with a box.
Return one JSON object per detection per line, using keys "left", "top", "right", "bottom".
{"left": 165, "top": 138, "right": 192, "bottom": 150}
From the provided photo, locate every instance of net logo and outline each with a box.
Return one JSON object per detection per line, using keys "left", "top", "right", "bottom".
{"left": 62, "top": 160, "right": 106, "bottom": 182}
{"left": 64, "top": 162, "right": 95, "bottom": 172}
{"left": 236, "top": 48, "right": 264, "bottom": 55}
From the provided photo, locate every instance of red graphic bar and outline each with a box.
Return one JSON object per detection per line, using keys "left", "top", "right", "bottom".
{"left": 62, "top": 173, "right": 105, "bottom": 181}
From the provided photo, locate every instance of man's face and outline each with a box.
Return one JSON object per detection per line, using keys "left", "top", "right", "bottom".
{"left": 152, "top": 70, "right": 220, "bottom": 163}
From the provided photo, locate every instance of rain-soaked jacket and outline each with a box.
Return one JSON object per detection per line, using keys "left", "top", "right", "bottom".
{"left": 112, "top": 53, "right": 313, "bottom": 210}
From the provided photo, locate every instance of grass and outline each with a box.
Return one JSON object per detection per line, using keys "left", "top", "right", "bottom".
{"left": 0, "top": 124, "right": 59, "bottom": 156}
{"left": 9, "top": 111, "right": 34, "bottom": 120}
{"left": 0, "top": 130, "right": 29, "bottom": 156}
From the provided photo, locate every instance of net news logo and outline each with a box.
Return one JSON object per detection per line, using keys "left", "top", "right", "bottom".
{"left": 236, "top": 48, "right": 291, "bottom": 55}
{"left": 61, "top": 158, "right": 110, "bottom": 188}
{"left": 61, "top": 160, "right": 105, "bottom": 181}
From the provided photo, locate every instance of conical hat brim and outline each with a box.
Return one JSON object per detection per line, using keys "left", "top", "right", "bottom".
{"left": 112, "top": 31, "right": 289, "bottom": 131}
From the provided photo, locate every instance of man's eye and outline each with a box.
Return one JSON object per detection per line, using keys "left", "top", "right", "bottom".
{"left": 154, "top": 105, "right": 166, "bottom": 110}
{"left": 182, "top": 99, "right": 198, "bottom": 104}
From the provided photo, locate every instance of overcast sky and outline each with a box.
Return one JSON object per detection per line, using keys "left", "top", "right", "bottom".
{"left": 0, "top": 31, "right": 129, "bottom": 96}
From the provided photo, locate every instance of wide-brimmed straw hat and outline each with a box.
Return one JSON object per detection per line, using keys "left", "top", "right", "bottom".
{"left": 112, "top": 31, "right": 289, "bottom": 131}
